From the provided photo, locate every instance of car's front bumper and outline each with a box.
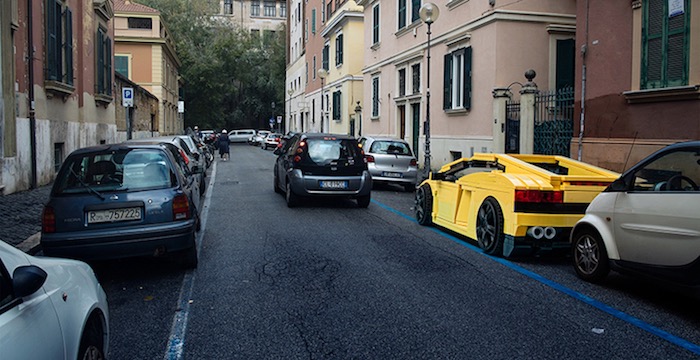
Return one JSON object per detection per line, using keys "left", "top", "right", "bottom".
{"left": 41, "top": 220, "right": 196, "bottom": 261}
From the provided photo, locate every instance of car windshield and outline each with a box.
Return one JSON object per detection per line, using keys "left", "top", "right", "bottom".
{"left": 306, "top": 138, "right": 361, "bottom": 165}
{"left": 55, "top": 149, "right": 176, "bottom": 194}
{"left": 369, "top": 140, "right": 413, "bottom": 156}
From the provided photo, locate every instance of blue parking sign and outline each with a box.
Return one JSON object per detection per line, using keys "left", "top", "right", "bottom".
{"left": 122, "top": 87, "right": 134, "bottom": 107}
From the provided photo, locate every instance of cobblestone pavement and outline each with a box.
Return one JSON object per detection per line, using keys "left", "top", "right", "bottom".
{"left": 0, "top": 185, "right": 52, "bottom": 247}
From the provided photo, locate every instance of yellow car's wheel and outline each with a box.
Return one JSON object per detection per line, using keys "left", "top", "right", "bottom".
{"left": 415, "top": 184, "right": 433, "bottom": 225}
{"left": 476, "top": 197, "right": 505, "bottom": 255}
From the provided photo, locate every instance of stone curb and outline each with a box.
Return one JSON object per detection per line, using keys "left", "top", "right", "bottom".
{"left": 16, "top": 232, "right": 42, "bottom": 255}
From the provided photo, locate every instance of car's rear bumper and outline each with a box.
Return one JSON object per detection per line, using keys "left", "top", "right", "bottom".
{"left": 41, "top": 220, "right": 196, "bottom": 261}
{"left": 289, "top": 170, "right": 372, "bottom": 197}
{"left": 368, "top": 166, "right": 418, "bottom": 185}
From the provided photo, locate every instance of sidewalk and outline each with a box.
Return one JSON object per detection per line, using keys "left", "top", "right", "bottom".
{"left": 0, "top": 185, "right": 52, "bottom": 254}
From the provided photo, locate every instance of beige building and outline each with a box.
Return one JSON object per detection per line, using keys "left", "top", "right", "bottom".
{"left": 114, "top": 0, "right": 181, "bottom": 136}
{"left": 213, "top": 0, "right": 287, "bottom": 35}
{"left": 357, "top": 0, "right": 576, "bottom": 171}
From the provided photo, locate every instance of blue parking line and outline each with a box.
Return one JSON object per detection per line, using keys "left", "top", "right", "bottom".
{"left": 371, "top": 199, "right": 700, "bottom": 356}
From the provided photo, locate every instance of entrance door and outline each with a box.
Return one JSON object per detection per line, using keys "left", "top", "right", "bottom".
{"left": 398, "top": 105, "right": 406, "bottom": 139}
{"left": 411, "top": 103, "right": 420, "bottom": 159}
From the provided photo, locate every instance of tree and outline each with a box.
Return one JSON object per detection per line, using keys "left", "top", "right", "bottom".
{"left": 136, "top": 0, "right": 287, "bottom": 130}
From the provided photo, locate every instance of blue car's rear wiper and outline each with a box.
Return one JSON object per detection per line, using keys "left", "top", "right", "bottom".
{"left": 69, "top": 167, "right": 105, "bottom": 200}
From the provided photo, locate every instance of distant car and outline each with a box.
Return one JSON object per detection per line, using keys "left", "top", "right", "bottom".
{"left": 359, "top": 137, "right": 418, "bottom": 192}
{"left": 415, "top": 153, "right": 619, "bottom": 257}
{"left": 41, "top": 143, "right": 200, "bottom": 268}
{"left": 263, "top": 133, "right": 283, "bottom": 150}
{"left": 273, "top": 133, "right": 372, "bottom": 208}
{"left": 571, "top": 141, "right": 700, "bottom": 287}
{"left": 127, "top": 136, "right": 207, "bottom": 196}
{"left": 228, "top": 129, "right": 256, "bottom": 143}
{"left": 250, "top": 130, "right": 271, "bottom": 146}
{"left": 0, "top": 239, "right": 109, "bottom": 359}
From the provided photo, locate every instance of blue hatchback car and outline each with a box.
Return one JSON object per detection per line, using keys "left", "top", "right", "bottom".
{"left": 41, "top": 143, "right": 200, "bottom": 268}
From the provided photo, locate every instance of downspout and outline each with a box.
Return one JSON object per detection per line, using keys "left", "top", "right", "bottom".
{"left": 28, "top": 0, "right": 37, "bottom": 188}
{"left": 577, "top": 0, "right": 589, "bottom": 161}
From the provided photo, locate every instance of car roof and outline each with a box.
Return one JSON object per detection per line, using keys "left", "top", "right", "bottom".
{"left": 364, "top": 136, "right": 408, "bottom": 142}
{"left": 67, "top": 142, "right": 167, "bottom": 155}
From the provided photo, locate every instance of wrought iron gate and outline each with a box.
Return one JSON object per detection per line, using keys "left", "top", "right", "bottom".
{"left": 505, "top": 100, "right": 520, "bottom": 153}
{"left": 534, "top": 86, "right": 574, "bottom": 156}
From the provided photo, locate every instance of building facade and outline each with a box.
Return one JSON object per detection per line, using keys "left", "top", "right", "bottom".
{"left": 322, "top": 1, "right": 364, "bottom": 137}
{"left": 573, "top": 0, "right": 700, "bottom": 172}
{"left": 114, "top": 0, "right": 181, "bottom": 136}
{"left": 286, "top": 0, "right": 306, "bottom": 133}
{"left": 214, "top": 0, "right": 287, "bottom": 35}
{"left": 357, "top": 0, "right": 576, "bottom": 171}
{"left": 2, "top": 0, "right": 117, "bottom": 194}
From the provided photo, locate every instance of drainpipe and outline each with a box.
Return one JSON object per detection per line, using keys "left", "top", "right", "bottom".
{"left": 577, "top": 0, "right": 590, "bottom": 162}
{"left": 28, "top": 0, "right": 37, "bottom": 188}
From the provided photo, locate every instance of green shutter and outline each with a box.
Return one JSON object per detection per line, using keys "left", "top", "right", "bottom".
{"left": 642, "top": 0, "right": 689, "bottom": 89}
{"left": 106, "top": 37, "right": 112, "bottom": 95}
{"left": 411, "top": 0, "right": 420, "bottom": 22}
{"left": 373, "top": 5, "right": 380, "bottom": 44}
{"left": 96, "top": 29, "right": 104, "bottom": 93}
{"left": 443, "top": 53, "right": 452, "bottom": 110}
{"left": 312, "top": 9, "right": 316, "bottom": 34}
{"left": 463, "top": 47, "right": 472, "bottom": 110}
{"left": 64, "top": 8, "right": 73, "bottom": 85}
{"left": 333, "top": 91, "right": 341, "bottom": 120}
{"left": 47, "top": 0, "right": 57, "bottom": 80}
{"left": 398, "top": 0, "right": 406, "bottom": 29}
{"left": 335, "top": 34, "right": 343, "bottom": 66}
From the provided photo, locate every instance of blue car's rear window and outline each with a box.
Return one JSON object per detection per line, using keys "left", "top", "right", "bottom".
{"left": 55, "top": 149, "right": 176, "bottom": 194}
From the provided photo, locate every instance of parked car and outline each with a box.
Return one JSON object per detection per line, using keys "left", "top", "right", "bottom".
{"left": 127, "top": 136, "right": 207, "bottom": 196}
{"left": 263, "top": 133, "right": 283, "bottom": 150}
{"left": 228, "top": 129, "right": 256, "bottom": 143}
{"left": 571, "top": 141, "right": 700, "bottom": 288}
{"left": 0, "top": 239, "right": 109, "bottom": 359}
{"left": 359, "top": 137, "right": 418, "bottom": 192}
{"left": 415, "top": 153, "right": 619, "bottom": 257}
{"left": 41, "top": 143, "right": 200, "bottom": 268}
{"left": 250, "top": 130, "right": 271, "bottom": 146}
{"left": 273, "top": 133, "right": 372, "bottom": 208}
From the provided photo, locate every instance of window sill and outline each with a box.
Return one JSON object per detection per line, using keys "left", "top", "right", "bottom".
{"left": 45, "top": 80, "right": 75, "bottom": 101}
{"left": 445, "top": 107, "right": 469, "bottom": 115}
{"left": 395, "top": 21, "right": 420, "bottom": 39}
{"left": 371, "top": 42, "right": 380, "bottom": 51}
{"left": 446, "top": 0, "right": 470, "bottom": 10}
{"left": 95, "top": 93, "right": 113, "bottom": 107}
{"left": 623, "top": 85, "right": 700, "bottom": 104}
{"left": 371, "top": 116, "right": 380, "bottom": 121}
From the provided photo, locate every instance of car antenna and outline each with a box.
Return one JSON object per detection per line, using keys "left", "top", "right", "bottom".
{"left": 621, "top": 131, "right": 638, "bottom": 172}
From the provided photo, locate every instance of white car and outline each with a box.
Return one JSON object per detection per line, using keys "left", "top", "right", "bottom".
{"left": 0, "top": 240, "right": 109, "bottom": 359}
{"left": 571, "top": 141, "right": 700, "bottom": 288}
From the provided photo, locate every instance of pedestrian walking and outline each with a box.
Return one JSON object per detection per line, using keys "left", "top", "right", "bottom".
{"left": 218, "top": 129, "right": 230, "bottom": 161}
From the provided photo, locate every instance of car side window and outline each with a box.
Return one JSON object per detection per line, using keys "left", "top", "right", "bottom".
{"left": 632, "top": 149, "right": 700, "bottom": 192}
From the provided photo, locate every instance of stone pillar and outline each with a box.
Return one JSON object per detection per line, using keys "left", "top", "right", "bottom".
{"left": 519, "top": 70, "right": 538, "bottom": 154}
{"left": 491, "top": 88, "right": 511, "bottom": 153}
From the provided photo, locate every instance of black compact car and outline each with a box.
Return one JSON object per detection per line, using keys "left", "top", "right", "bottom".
{"left": 273, "top": 133, "right": 372, "bottom": 207}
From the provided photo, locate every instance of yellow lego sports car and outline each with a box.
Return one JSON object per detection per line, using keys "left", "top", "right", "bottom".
{"left": 415, "top": 154, "right": 619, "bottom": 257}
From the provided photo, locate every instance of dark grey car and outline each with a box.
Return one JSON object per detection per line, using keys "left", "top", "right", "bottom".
{"left": 273, "top": 133, "right": 372, "bottom": 208}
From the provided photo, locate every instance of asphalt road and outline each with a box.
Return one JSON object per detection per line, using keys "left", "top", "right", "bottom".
{"left": 94, "top": 144, "right": 700, "bottom": 359}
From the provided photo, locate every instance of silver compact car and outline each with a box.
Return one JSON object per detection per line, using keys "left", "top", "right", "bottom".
{"left": 0, "top": 240, "right": 109, "bottom": 359}
{"left": 41, "top": 143, "right": 200, "bottom": 268}
{"left": 274, "top": 133, "right": 372, "bottom": 207}
{"left": 359, "top": 137, "right": 418, "bottom": 192}
{"left": 571, "top": 141, "right": 700, "bottom": 288}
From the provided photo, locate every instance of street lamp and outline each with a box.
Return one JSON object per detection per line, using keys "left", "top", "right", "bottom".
{"left": 354, "top": 101, "right": 362, "bottom": 138}
{"left": 419, "top": 2, "right": 439, "bottom": 179}
{"left": 287, "top": 88, "right": 294, "bottom": 133}
{"left": 317, "top": 68, "right": 328, "bottom": 133}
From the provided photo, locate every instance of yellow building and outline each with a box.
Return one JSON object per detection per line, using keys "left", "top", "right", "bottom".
{"left": 320, "top": 1, "right": 364, "bottom": 136}
{"left": 113, "top": 0, "right": 182, "bottom": 135}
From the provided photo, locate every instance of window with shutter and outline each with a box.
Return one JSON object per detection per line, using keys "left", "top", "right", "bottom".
{"left": 411, "top": 0, "right": 421, "bottom": 22}
{"left": 398, "top": 68, "right": 406, "bottom": 97}
{"left": 335, "top": 34, "right": 343, "bottom": 66}
{"left": 443, "top": 47, "right": 472, "bottom": 110}
{"left": 323, "top": 44, "right": 329, "bottom": 70}
{"left": 64, "top": 8, "right": 73, "bottom": 85}
{"left": 642, "top": 0, "right": 689, "bottom": 89}
{"left": 372, "top": 5, "right": 380, "bottom": 44}
{"left": 398, "top": 0, "right": 407, "bottom": 30}
{"left": 372, "top": 76, "right": 380, "bottom": 118}
{"left": 333, "top": 91, "right": 341, "bottom": 120}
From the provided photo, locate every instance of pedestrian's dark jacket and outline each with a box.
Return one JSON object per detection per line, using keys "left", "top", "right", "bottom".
{"left": 218, "top": 134, "right": 230, "bottom": 155}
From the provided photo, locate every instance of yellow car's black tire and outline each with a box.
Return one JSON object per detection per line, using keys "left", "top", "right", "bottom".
{"left": 572, "top": 228, "right": 610, "bottom": 283}
{"left": 476, "top": 197, "right": 505, "bottom": 256}
{"left": 415, "top": 184, "right": 433, "bottom": 226}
